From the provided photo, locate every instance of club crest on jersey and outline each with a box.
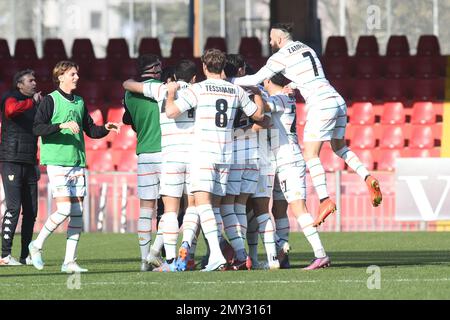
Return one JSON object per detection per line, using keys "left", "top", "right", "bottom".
{"left": 8, "top": 175, "right": 14, "bottom": 181}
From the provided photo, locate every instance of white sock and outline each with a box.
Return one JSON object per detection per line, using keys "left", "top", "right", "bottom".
{"left": 235, "top": 203, "right": 248, "bottom": 241}
{"left": 35, "top": 201, "right": 71, "bottom": 249}
{"left": 213, "top": 207, "right": 223, "bottom": 242}
{"left": 198, "top": 204, "right": 224, "bottom": 263}
{"left": 306, "top": 158, "right": 329, "bottom": 200}
{"left": 297, "top": 214, "right": 326, "bottom": 258}
{"left": 335, "top": 146, "right": 369, "bottom": 180}
{"left": 162, "top": 212, "right": 179, "bottom": 260}
{"left": 150, "top": 216, "right": 164, "bottom": 257}
{"left": 256, "top": 213, "right": 277, "bottom": 263}
{"left": 246, "top": 210, "right": 259, "bottom": 264}
{"left": 138, "top": 207, "right": 153, "bottom": 260}
{"left": 275, "top": 218, "right": 290, "bottom": 248}
{"left": 64, "top": 202, "right": 83, "bottom": 264}
{"left": 181, "top": 207, "right": 199, "bottom": 246}
{"left": 221, "top": 204, "right": 246, "bottom": 260}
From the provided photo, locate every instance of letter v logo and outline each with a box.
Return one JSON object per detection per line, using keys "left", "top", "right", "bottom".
{"left": 398, "top": 176, "right": 450, "bottom": 221}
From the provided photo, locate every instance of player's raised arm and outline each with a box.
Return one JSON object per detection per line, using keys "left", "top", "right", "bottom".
{"left": 232, "top": 64, "right": 278, "bottom": 87}
{"left": 164, "top": 82, "right": 182, "bottom": 118}
{"left": 123, "top": 79, "right": 144, "bottom": 94}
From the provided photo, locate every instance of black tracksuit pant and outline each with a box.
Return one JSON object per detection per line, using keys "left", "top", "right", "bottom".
{"left": 1, "top": 162, "right": 38, "bottom": 260}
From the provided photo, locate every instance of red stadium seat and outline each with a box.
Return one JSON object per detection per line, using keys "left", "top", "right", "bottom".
{"left": 86, "top": 149, "right": 115, "bottom": 171}
{"left": 409, "top": 125, "right": 435, "bottom": 149}
{"left": 386, "top": 35, "right": 410, "bottom": 57}
{"left": 138, "top": 38, "right": 162, "bottom": 57}
{"left": 111, "top": 125, "right": 136, "bottom": 150}
{"left": 204, "top": 37, "right": 227, "bottom": 52}
{"left": 106, "top": 81, "right": 126, "bottom": 105}
{"left": 116, "top": 151, "right": 138, "bottom": 172}
{"left": 0, "top": 60, "right": 21, "bottom": 82}
{"left": 320, "top": 148, "right": 345, "bottom": 172}
{"left": 379, "top": 125, "right": 405, "bottom": 149}
{"left": 106, "top": 38, "right": 130, "bottom": 60}
{"left": 384, "top": 57, "right": 412, "bottom": 79}
{"left": 349, "top": 102, "right": 374, "bottom": 125}
{"left": 413, "top": 78, "right": 445, "bottom": 101}
{"left": 43, "top": 38, "right": 67, "bottom": 60}
{"left": 106, "top": 107, "right": 125, "bottom": 124}
{"left": 330, "top": 78, "right": 351, "bottom": 101}
{"left": 351, "top": 79, "right": 379, "bottom": 102}
{"left": 0, "top": 38, "right": 11, "bottom": 60}
{"left": 37, "top": 81, "right": 55, "bottom": 95}
{"left": 355, "top": 36, "right": 379, "bottom": 57}
{"left": 170, "top": 37, "right": 193, "bottom": 58}
{"left": 32, "top": 59, "right": 53, "bottom": 82}
{"left": 354, "top": 57, "right": 381, "bottom": 79}
{"left": 88, "top": 108, "right": 104, "bottom": 125}
{"left": 411, "top": 102, "right": 437, "bottom": 125}
{"left": 382, "top": 79, "right": 411, "bottom": 103}
{"left": 84, "top": 134, "right": 108, "bottom": 151}
{"left": 75, "top": 81, "right": 105, "bottom": 105}
{"left": 321, "top": 56, "right": 352, "bottom": 79}
{"left": 377, "top": 149, "right": 402, "bottom": 171}
{"left": 324, "top": 36, "right": 348, "bottom": 57}
{"left": 412, "top": 56, "right": 440, "bottom": 79}
{"left": 403, "top": 147, "right": 440, "bottom": 158}
{"left": 416, "top": 35, "right": 441, "bottom": 56}
{"left": 14, "top": 39, "right": 37, "bottom": 60}
{"left": 90, "top": 59, "right": 115, "bottom": 81}
{"left": 238, "top": 37, "right": 262, "bottom": 59}
{"left": 295, "top": 102, "right": 307, "bottom": 126}
{"left": 118, "top": 58, "right": 138, "bottom": 80}
{"left": 349, "top": 125, "right": 376, "bottom": 149}
{"left": 351, "top": 148, "right": 375, "bottom": 170}
{"left": 71, "top": 38, "right": 96, "bottom": 61}
{"left": 380, "top": 102, "right": 405, "bottom": 125}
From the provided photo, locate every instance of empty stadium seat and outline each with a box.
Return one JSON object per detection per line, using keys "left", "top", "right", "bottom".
{"left": 354, "top": 57, "right": 381, "bottom": 79}
{"left": 75, "top": 81, "right": 105, "bottom": 105}
{"left": 14, "top": 39, "right": 37, "bottom": 60}
{"left": 384, "top": 57, "right": 412, "bottom": 78}
{"left": 106, "top": 107, "right": 125, "bottom": 124}
{"left": 403, "top": 147, "right": 440, "bottom": 158}
{"left": 88, "top": 108, "right": 104, "bottom": 125}
{"left": 382, "top": 79, "right": 411, "bottom": 102}
{"left": 0, "top": 60, "right": 22, "bottom": 82}
{"left": 416, "top": 35, "right": 441, "bottom": 56}
{"left": 71, "top": 38, "right": 96, "bottom": 60}
{"left": 330, "top": 78, "right": 351, "bottom": 101}
{"left": 409, "top": 125, "right": 435, "bottom": 149}
{"left": 377, "top": 149, "right": 402, "bottom": 171}
{"left": 84, "top": 134, "right": 108, "bottom": 151}
{"left": 411, "top": 102, "right": 437, "bottom": 125}
{"left": 170, "top": 37, "right": 193, "bottom": 58}
{"left": 111, "top": 125, "right": 136, "bottom": 150}
{"left": 138, "top": 38, "right": 162, "bottom": 57}
{"left": 106, "top": 38, "right": 130, "bottom": 60}
{"left": 412, "top": 56, "right": 440, "bottom": 78}
{"left": 351, "top": 79, "right": 379, "bottom": 102}
{"left": 204, "top": 37, "right": 227, "bottom": 52}
{"left": 413, "top": 78, "right": 445, "bottom": 101}
{"left": 90, "top": 59, "right": 115, "bottom": 81}
{"left": 118, "top": 59, "right": 138, "bottom": 80}
{"left": 379, "top": 125, "right": 405, "bottom": 149}
{"left": 321, "top": 56, "right": 352, "bottom": 79}
{"left": 295, "top": 102, "right": 307, "bottom": 126}
{"left": 386, "top": 35, "right": 410, "bottom": 57}
{"left": 107, "top": 81, "right": 126, "bottom": 105}
{"left": 349, "top": 125, "right": 376, "bottom": 149}
{"left": 116, "top": 151, "right": 138, "bottom": 172}
{"left": 324, "top": 36, "right": 348, "bottom": 57}
{"left": 355, "top": 36, "right": 379, "bottom": 57}
{"left": 43, "top": 38, "right": 67, "bottom": 60}
{"left": 86, "top": 149, "right": 115, "bottom": 171}
{"left": 37, "top": 81, "right": 55, "bottom": 95}
{"left": 320, "top": 148, "right": 345, "bottom": 172}
{"left": 32, "top": 59, "right": 53, "bottom": 82}
{"left": 351, "top": 148, "right": 375, "bottom": 170}
{"left": 350, "top": 102, "right": 374, "bottom": 125}
{"left": 238, "top": 37, "right": 262, "bottom": 59}
{"left": 381, "top": 102, "right": 405, "bottom": 125}
{"left": 0, "top": 38, "right": 11, "bottom": 60}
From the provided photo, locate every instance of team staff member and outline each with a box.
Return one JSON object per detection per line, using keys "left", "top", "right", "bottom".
{"left": 0, "top": 69, "right": 42, "bottom": 266}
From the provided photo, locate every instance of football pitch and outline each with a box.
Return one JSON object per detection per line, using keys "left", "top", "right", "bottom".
{"left": 0, "top": 232, "right": 449, "bottom": 300}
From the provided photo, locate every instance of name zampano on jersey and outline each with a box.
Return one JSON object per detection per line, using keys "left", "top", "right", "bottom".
{"left": 287, "top": 43, "right": 308, "bottom": 54}
{"left": 205, "top": 84, "right": 236, "bottom": 94}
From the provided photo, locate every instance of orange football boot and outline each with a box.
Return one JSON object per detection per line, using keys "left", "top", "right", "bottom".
{"left": 313, "top": 198, "right": 337, "bottom": 227}
{"left": 366, "top": 175, "right": 382, "bottom": 207}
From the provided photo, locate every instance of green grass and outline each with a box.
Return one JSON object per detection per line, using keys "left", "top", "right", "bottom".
{"left": 0, "top": 232, "right": 449, "bottom": 300}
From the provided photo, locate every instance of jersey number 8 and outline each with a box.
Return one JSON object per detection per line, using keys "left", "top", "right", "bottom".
{"left": 215, "top": 99, "right": 228, "bottom": 128}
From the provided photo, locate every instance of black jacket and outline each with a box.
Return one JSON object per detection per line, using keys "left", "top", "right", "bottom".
{"left": 0, "top": 90, "right": 38, "bottom": 165}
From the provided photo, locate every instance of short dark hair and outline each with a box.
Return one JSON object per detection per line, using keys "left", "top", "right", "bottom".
{"left": 201, "top": 49, "right": 226, "bottom": 74}
{"left": 52, "top": 61, "right": 79, "bottom": 85}
{"left": 271, "top": 22, "right": 294, "bottom": 37}
{"left": 175, "top": 60, "right": 197, "bottom": 82}
{"left": 136, "top": 54, "right": 161, "bottom": 76}
{"left": 269, "top": 73, "right": 289, "bottom": 87}
{"left": 161, "top": 66, "right": 176, "bottom": 83}
{"left": 224, "top": 54, "right": 245, "bottom": 78}
{"left": 13, "top": 69, "right": 35, "bottom": 89}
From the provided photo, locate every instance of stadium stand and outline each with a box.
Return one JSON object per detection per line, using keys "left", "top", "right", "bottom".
{"left": 43, "top": 38, "right": 67, "bottom": 61}
{"left": 204, "top": 37, "right": 227, "bottom": 52}
{"left": 324, "top": 36, "right": 348, "bottom": 57}
{"left": 355, "top": 35, "right": 379, "bottom": 57}
{"left": 138, "top": 38, "right": 162, "bottom": 57}
{"left": 14, "top": 38, "right": 38, "bottom": 60}
{"left": 106, "top": 38, "right": 130, "bottom": 60}
{"left": 0, "top": 38, "right": 11, "bottom": 60}
{"left": 386, "top": 35, "right": 410, "bottom": 57}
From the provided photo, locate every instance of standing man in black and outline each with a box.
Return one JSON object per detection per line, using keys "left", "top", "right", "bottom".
{"left": 0, "top": 69, "right": 42, "bottom": 266}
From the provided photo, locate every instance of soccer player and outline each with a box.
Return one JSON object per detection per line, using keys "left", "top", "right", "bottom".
{"left": 123, "top": 59, "right": 199, "bottom": 272}
{"left": 122, "top": 54, "right": 164, "bottom": 272}
{"left": 232, "top": 23, "right": 382, "bottom": 227}
{"left": 263, "top": 73, "right": 330, "bottom": 269}
{"left": 164, "top": 49, "right": 264, "bottom": 271}
{"left": 29, "top": 61, "right": 120, "bottom": 273}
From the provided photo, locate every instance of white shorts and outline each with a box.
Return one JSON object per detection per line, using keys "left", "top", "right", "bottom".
{"left": 304, "top": 96, "right": 347, "bottom": 142}
{"left": 190, "top": 163, "right": 230, "bottom": 196}
{"left": 137, "top": 153, "right": 161, "bottom": 200}
{"left": 226, "top": 164, "right": 259, "bottom": 195}
{"left": 275, "top": 161, "right": 307, "bottom": 202}
{"left": 47, "top": 165, "right": 86, "bottom": 198}
{"left": 251, "top": 172, "right": 275, "bottom": 199}
{"left": 159, "top": 161, "right": 191, "bottom": 198}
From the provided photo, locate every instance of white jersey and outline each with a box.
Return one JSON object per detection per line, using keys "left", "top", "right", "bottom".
{"left": 266, "top": 92, "right": 303, "bottom": 167}
{"left": 233, "top": 40, "right": 340, "bottom": 105}
{"left": 143, "top": 80, "right": 194, "bottom": 161}
{"left": 174, "top": 78, "right": 258, "bottom": 164}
